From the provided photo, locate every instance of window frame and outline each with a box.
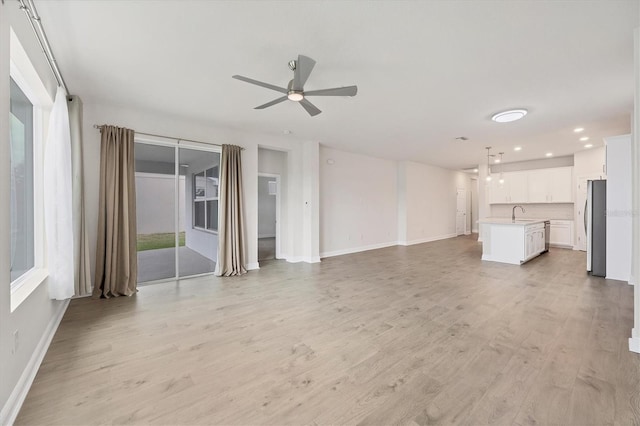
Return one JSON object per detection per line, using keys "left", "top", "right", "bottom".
{"left": 9, "top": 28, "right": 53, "bottom": 312}
{"left": 192, "top": 165, "right": 219, "bottom": 234}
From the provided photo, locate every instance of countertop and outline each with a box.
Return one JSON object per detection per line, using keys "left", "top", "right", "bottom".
{"left": 478, "top": 217, "right": 549, "bottom": 226}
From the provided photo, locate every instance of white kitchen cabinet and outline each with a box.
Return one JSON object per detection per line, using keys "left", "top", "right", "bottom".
{"left": 527, "top": 167, "right": 573, "bottom": 203}
{"left": 549, "top": 220, "right": 574, "bottom": 248}
{"left": 525, "top": 223, "right": 546, "bottom": 261}
{"left": 488, "top": 167, "right": 572, "bottom": 204}
{"left": 480, "top": 219, "right": 547, "bottom": 264}
{"left": 488, "top": 171, "right": 528, "bottom": 204}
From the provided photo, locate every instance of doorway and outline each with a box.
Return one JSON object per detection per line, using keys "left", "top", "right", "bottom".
{"left": 134, "top": 139, "right": 220, "bottom": 283}
{"left": 456, "top": 188, "right": 468, "bottom": 235}
{"left": 258, "top": 174, "right": 280, "bottom": 261}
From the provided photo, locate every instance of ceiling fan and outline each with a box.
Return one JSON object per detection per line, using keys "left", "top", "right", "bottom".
{"left": 232, "top": 55, "right": 358, "bottom": 117}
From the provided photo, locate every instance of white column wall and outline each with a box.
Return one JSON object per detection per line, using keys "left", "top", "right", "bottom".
{"left": 0, "top": 5, "right": 67, "bottom": 423}
{"left": 630, "top": 29, "right": 640, "bottom": 354}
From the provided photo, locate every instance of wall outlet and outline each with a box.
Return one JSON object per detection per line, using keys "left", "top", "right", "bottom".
{"left": 12, "top": 329, "right": 19, "bottom": 354}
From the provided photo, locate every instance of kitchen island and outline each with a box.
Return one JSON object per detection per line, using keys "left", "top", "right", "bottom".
{"left": 479, "top": 218, "right": 548, "bottom": 265}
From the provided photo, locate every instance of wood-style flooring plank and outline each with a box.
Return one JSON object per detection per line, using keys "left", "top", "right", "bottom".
{"left": 14, "top": 236, "right": 639, "bottom": 425}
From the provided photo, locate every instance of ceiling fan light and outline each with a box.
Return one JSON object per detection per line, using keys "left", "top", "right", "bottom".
{"left": 287, "top": 92, "right": 304, "bottom": 102}
{"left": 491, "top": 109, "right": 528, "bottom": 123}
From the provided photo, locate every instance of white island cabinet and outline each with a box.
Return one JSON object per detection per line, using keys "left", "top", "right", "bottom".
{"left": 479, "top": 218, "right": 548, "bottom": 265}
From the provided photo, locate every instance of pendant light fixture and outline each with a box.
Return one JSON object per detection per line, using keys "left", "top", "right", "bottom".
{"left": 485, "top": 147, "right": 493, "bottom": 182}
{"left": 498, "top": 152, "right": 505, "bottom": 185}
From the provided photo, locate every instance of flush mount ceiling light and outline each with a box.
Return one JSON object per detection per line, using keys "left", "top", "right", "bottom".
{"left": 574, "top": 127, "right": 584, "bottom": 133}
{"left": 287, "top": 92, "right": 304, "bottom": 102}
{"left": 580, "top": 136, "right": 589, "bottom": 141}
{"left": 514, "top": 146, "right": 522, "bottom": 151}
{"left": 491, "top": 109, "right": 528, "bottom": 123}
{"left": 584, "top": 144, "right": 593, "bottom": 148}
{"left": 546, "top": 152, "right": 553, "bottom": 157}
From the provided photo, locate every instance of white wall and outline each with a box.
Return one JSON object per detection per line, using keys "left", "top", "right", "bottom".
{"left": 258, "top": 176, "right": 276, "bottom": 238}
{"left": 605, "top": 135, "right": 632, "bottom": 282}
{"left": 320, "top": 147, "right": 398, "bottom": 257}
{"left": 135, "top": 173, "right": 185, "bottom": 234}
{"left": 0, "top": 5, "right": 68, "bottom": 423}
{"left": 400, "top": 161, "right": 469, "bottom": 245}
{"left": 574, "top": 146, "right": 606, "bottom": 178}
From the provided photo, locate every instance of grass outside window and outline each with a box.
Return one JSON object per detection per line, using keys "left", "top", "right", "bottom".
{"left": 137, "top": 232, "right": 185, "bottom": 251}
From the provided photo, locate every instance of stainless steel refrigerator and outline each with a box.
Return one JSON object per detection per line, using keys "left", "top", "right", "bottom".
{"left": 586, "top": 179, "right": 606, "bottom": 277}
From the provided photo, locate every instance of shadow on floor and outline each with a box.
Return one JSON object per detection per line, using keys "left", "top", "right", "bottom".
{"left": 258, "top": 237, "right": 276, "bottom": 261}
{"left": 138, "top": 246, "right": 215, "bottom": 283}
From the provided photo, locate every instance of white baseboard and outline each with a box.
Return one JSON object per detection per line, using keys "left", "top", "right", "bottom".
{"left": 0, "top": 299, "right": 69, "bottom": 426}
{"left": 320, "top": 241, "right": 397, "bottom": 259}
{"left": 246, "top": 262, "right": 260, "bottom": 271}
{"left": 630, "top": 328, "right": 640, "bottom": 354}
{"left": 397, "top": 233, "right": 457, "bottom": 246}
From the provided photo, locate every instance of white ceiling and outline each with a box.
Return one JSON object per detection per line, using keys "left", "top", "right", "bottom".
{"left": 35, "top": 0, "right": 638, "bottom": 169}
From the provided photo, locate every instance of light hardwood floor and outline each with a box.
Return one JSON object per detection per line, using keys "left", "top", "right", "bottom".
{"left": 16, "top": 235, "right": 640, "bottom": 425}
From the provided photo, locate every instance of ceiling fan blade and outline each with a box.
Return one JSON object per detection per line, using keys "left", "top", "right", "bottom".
{"left": 232, "top": 75, "right": 287, "bottom": 94}
{"left": 254, "top": 96, "right": 288, "bottom": 109}
{"left": 299, "top": 98, "right": 322, "bottom": 116}
{"left": 304, "top": 85, "right": 358, "bottom": 97}
{"left": 292, "top": 55, "right": 316, "bottom": 91}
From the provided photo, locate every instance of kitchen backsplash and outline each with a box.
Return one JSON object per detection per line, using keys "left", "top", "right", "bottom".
{"left": 490, "top": 203, "right": 574, "bottom": 220}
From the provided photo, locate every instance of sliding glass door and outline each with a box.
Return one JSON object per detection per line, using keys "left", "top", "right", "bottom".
{"left": 178, "top": 147, "right": 219, "bottom": 279}
{"left": 134, "top": 139, "right": 220, "bottom": 284}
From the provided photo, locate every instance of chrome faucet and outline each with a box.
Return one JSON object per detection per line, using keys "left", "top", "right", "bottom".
{"left": 512, "top": 205, "right": 525, "bottom": 222}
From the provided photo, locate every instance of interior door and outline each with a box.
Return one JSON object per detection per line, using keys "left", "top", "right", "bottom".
{"left": 456, "top": 188, "right": 467, "bottom": 235}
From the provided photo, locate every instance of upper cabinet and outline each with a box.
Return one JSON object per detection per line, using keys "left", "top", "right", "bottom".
{"left": 488, "top": 171, "right": 528, "bottom": 204}
{"left": 527, "top": 167, "right": 572, "bottom": 203}
{"left": 488, "top": 166, "right": 573, "bottom": 204}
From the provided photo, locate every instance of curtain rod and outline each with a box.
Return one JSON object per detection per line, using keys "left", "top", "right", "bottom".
{"left": 93, "top": 124, "right": 242, "bottom": 149}
{"left": 18, "top": 0, "right": 69, "bottom": 94}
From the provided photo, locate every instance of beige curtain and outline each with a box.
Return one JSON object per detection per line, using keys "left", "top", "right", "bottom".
{"left": 215, "top": 144, "right": 247, "bottom": 276}
{"left": 67, "top": 95, "right": 92, "bottom": 296}
{"left": 93, "top": 125, "right": 137, "bottom": 298}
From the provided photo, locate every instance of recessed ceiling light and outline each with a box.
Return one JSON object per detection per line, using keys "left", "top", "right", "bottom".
{"left": 494, "top": 158, "right": 501, "bottom": 163}
{"left": 491, "top": 109, "right": 528, "bottom": 123}
{"left": 545, "top": 152, "right": 553, "bottom": 157}
{"left": 579, "top": 136, "right": 589, "bottom": 141}
{"left": 473, "top": 168, "right": 479, "bottom": 172}
{"left": 584, "top": 144, "right": 593, "bottom": 148}
{"left": 574, "top": 127, "right": 584, "bottom": 133}
{"left": 514, "top": 146, "right": 522, "bottom": 151}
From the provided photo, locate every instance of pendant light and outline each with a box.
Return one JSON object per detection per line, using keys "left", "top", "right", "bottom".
{"left": 498, "top": 152, "right": 505, "bottom": 185}
{"left": 485, "top": 147, "right": 493, "bottom": 182}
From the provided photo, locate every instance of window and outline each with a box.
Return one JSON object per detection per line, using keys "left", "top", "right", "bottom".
{"left": 10, "top": 78, "right": 35, "bottom": 283}
{"left": 9, "top": 27, "right": 51, "bottom": 311}
{"left": 193, "top": 166, "right": 219, "bottom": 232}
